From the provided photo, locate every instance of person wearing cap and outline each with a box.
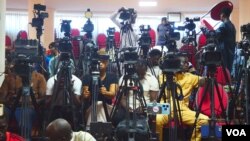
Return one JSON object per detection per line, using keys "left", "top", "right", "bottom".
{"left": 157, "top": 17, "right": 172, "bottom": 46}
{"left": 201, "top": 7, "right": 236, "bottom": 73}
{"left": 82, "top": 49, "right": 118, "bottom": 129}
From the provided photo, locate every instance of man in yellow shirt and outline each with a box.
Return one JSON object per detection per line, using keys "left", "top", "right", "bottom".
{"left": 156, "top": 56, "right": 209, "bottom": 141}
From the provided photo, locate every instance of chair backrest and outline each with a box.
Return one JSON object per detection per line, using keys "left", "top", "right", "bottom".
{"left": 149, "top": 29, "right": 156, "bottom": 48}
{"left": 97, "top": 33, "right": 107, "bottom": 49}
{"left": 195, "top": 83, "right": 228, "bottom": 117}
{"left": 179, "top": 44, "right": 197, "bottom": 68}
{"left": 71, "top": 28, "right": 80, "bottom": 37}
{"left": 17, "top": 30, "right": 28, "bottom": 40}
{"left": 5, "top": 35, "right": 12, "bottom": 46}
{"left": 215, "top": 66, "right": 231, "bottom": 86}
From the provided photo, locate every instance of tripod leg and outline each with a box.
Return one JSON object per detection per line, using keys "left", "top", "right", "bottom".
{"left": 213, "top": 80, "right": 228, "bottom": 124}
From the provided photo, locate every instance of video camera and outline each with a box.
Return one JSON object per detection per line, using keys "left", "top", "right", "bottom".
{"left": 119, "top": 7, "right": 136, "bottom": 22}
{"left": 159, "top": 51, "right": 183, "bottom": 73}
{"left": 201, "top": 43, "right": 222, "bottom": 66}
{"left": 61, "top": 20, "right": 72, "bottom": 37}
{"left": 241, "top": 23, "right": 250, "bottom": 35}
{"left": 107, "top": 27, "right": 115, "bottom": 37}
{"left": 57, "top": 20, "right": 73, "bottom": 53}
{"left": 138, "top": 25, "right": 152, "bottom": 48}
{"left": 120, "top": 47, "right": 139, "bottom": 64}
{"left": 178, "top": 17, "right": 200, "bottom": 45}
{"left": 83, "top": 9, "right": 94, "bottom": 38}
{"left": 31, "top": 4, "right": 48, "bottom": 28}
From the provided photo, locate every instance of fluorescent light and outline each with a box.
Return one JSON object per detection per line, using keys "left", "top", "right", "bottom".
{"left": 139, "top": 1, "right": 157, "bottom": 7}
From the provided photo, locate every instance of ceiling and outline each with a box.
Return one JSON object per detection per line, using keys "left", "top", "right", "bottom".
{"left": 7, "top": 0, "right": 239, "bottom": 14}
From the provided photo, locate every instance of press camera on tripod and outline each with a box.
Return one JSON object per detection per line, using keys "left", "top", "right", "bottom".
{"left": 31, "top": 4, "right": 48, "bottom": 37}
{"left": 119, "top": 7, "right": 136, "bottom": 23}
{"left": 200, "top": 30, "right": 222, "bottom": 67}
{"left": 238, "top": 23, "right": 250, "bottom": 56}
{"left": 83, "top": 8, "right": 94, "bottom": 39}
{"left": 164, "top": 23, "right": 180, "bottom": 52}
{"left": 120, "top": 48, "right": 139, "bottom": 75}
{"left": 138, "top": 25, "right": 152, "bottom": 58}
{"left": 178, "top": 17, "right": 200, "bottom": 46}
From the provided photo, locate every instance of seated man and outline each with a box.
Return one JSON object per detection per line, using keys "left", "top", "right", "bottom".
{"left": 82, "top": 49, "right": 118, "bottom": 129}
{"left": 46, "top": 118, "right": 96, "bottom": 141}
{"left": 46, "top": 59, "right": 82, "bottom": 126}
{"left": 156, "top": 55, "right": 209, "bottom": 141}
{"left": 119, "top": 59, "right": 159, "bottom": 110}
{"left": 0, "top": 63, "right": 46, "bottom": 141}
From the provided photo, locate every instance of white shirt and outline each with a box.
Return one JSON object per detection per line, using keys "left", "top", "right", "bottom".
{"left": 71, "top": 131, "right": 96, "bottom": 141}
{"left": 119, "top": 72, "right": 159, "bottom": 109}
{"left": 46, "top": 74, "right": 82, "bottom": 96}
{"left": 147, "top": 65, "right": 162, "bottom": 79}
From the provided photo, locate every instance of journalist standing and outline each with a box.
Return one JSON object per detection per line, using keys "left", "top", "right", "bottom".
{"left": 110, "top": 7, "right": 138, "bottom": 48}
{"left": 157, "top": 17, "right": 171, "bottom": 46}
{"left": 202, "top": 7, "right": 236, "bottom": 72}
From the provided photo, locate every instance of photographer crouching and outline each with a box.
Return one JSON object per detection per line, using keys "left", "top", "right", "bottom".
{"left": 110, "top": 7, "right": 138, "bottom": 49}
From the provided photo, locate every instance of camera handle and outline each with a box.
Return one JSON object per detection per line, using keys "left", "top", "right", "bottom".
{"left": 157, "top": 73, "right": 184, "bottom": 141}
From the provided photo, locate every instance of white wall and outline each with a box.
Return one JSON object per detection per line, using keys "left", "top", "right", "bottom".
{"left": 0, "top": 0, "right": 6, "bottom": 86}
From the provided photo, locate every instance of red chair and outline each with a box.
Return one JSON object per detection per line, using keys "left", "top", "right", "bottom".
{"left": 71, "top": 28, "right": 80, "bottom": 37}
{"left": 195, "top": 83, "right": 228, "bottom": 117}
{"left": 17, "top": 30, "right": 28, "bottom": 40}
{"left": 179, "top": 44, "right": 197, "bottom": 68}
{"left": 71, "top": 28, "right": 81, "bottom": 59}
{"left": 149, "top": 29, "right": 156, "bottom": 48}
{"left": 97, "top": 33, "right": 107, "bottom": 49}
{"left": 114, "top": 32, "right": 120, "bottom": 48}
{"left": 5, "top": 35, "right": 13, "bottom": 51}
{"left": 215, "top": 66, "right": 231, "bottom": 86}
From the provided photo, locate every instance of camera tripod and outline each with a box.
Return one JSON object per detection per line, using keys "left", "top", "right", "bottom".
{"left": 157, "top": 72, "right": 184, "bottom": 141}
{"left": 106, "top": 32, "right": 122, "bottom": 78}
{"left": 233, "top": 50, "right": 250, "bottom": 124}
{"left": 9, "top": 62, "right": 41, "bottom": 141}
{"left": 110, "top": 64, "right": 149, "bottom": 141}
{"left": 193, "top": 65, "right": 229, "bottom": 141}
{"left": 46, "top": 60, "right": 80, "bottom": 131}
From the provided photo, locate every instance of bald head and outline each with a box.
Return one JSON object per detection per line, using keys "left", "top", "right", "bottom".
{"left": 46, "top": 118, "right": 72, "bottom": 141}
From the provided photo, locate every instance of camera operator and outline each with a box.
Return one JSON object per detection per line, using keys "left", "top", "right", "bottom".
{"left": 201, "top": 7, "right": 236, "bottom": 73}
{"left": 110, "top": 7, "right": 138, "bottom": 49}
{"left": 0, "top": 62, "right": 47, "bottom": 140}
{"left": 156, "top": 55, "right": 209, "bottom": 141}
{"left": 48, "top": 43, "right": 75, "bottom": 77}
{"left": 118, "top": 59, "right": 159, "bottom": 115}
{"left": 147, "top": 49, "right": 162, "bottom": 80}
{"left": 157, "top": 17, "right": 172, "bottom": 46}
{"left": 82, "top": 49, "right": 118, "bottom": 129}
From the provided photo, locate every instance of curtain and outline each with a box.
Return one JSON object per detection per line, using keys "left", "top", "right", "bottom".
{"left": 5, "top": 11, "right": 29, "bottom": 43}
